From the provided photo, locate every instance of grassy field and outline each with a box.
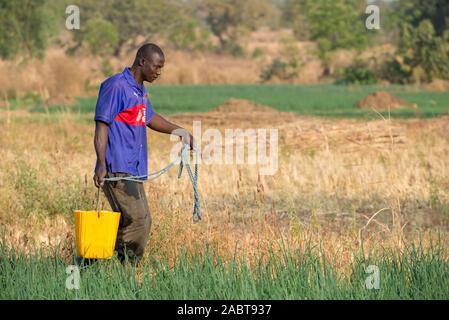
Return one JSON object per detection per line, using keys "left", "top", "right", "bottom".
{"left": 21, "top": 84, "right": 449, "bottom": 119}
{"left": 1, "top": 84, "right": 448, "bottom": 300}
{"left": 1, "top": 243, "right": 448, "bottom": 300}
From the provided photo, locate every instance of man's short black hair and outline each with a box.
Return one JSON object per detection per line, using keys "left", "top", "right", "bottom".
{"left": 136, "top": 43, "right": 164, "bottom": 61}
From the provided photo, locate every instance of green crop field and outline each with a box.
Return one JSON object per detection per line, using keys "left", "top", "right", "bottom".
{"left": 1, "top": 243, "right": 448, "bottom": 300}
{"left": 25, "top": 84, "right": 449, "bottom": 119}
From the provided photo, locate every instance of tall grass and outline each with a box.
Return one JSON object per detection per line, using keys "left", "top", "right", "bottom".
{"left": 1, "top": 242, "right": 447, "bottom": 300}
{"left": 0, "top": 107, "right": 448, "bottom": 260}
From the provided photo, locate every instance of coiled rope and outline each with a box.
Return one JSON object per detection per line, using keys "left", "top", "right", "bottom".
{"left": 102, "top": 144, "right": 202, "bottom": 223}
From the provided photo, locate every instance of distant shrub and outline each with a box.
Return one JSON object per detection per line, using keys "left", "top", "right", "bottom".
{"left": 22, "top": 91, "right": 44, "bottom": 108}
{"left": 0, "top": 0, "right": 52, "bottom": 59}
{"left": 260, "top": 58, "right": 299, "bottom": 82}
{"left": 222, "top": 38, "right": 246, "bottom": 57}
{"left": 260, "top": 37, "right": 301, "bottom": 83}
{"left": 381, "top": 59, "right": 410, "bottom": 85}
{"left": 383, "top": 20, "right": 449, "bottom": 84}
{"left": 337, "top": 61, "right": 377, "bottom": 85}
{"left": 252, "top": 47, "right": 264, "bottom": 59}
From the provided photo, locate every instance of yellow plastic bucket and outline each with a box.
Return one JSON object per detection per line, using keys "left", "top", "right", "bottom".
{"left": 74, "top": 210, "right": 121, "bottom": 259}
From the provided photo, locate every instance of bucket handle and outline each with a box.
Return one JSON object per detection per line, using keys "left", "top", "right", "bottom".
{"left": 96, "top": 187, "right": 102, "bottom": 218}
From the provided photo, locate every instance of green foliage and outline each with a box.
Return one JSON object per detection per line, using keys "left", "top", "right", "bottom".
{"left": 169, "top": 19, "right": 211, "bottom": 51}
{"left": 393, "top": 0, "right": 449, "bottom": 36}
{"left": 251, "top": 47, "right": 265, "bottom": 59}
{"left": 1, "top": 243, "right": 448, "bottom": 299}
{"left": 0, "top": 0, "right": 55, "bottom": 59}
{"left": 200, "top": 0, "right": 237, "bottom": 43}
{"left": 384, "top": 0, "right": 449, "bottom": 83}
{"left": 197, "top": 0, "right": 280, "bottom": 54}
{"left": 222, "top": 32, "right": 246, "bottom": 56}
{"left": 261, "top": 35, "right": 301, "bottom": 82}
{"left": 384, "top": 20, "right": 449, "bottom": 83}
{"left": 337, "top": 60, "right": 377, "bottom": 85}
{"left": 11, "top": 160, "right": 94, "bottom": 218}
{"left": 307, "top": 0, "right": 369, "bottom": 53}
{"left": 73, "top": 0, "right": 209, "bottom": 55}
{"left": 283, "top": 0, "right": 369, "bottom": 56}
{"left": 84, "top": 19, "right": 119, "bottom": 55}
{"left": 260, "top": 58, "right": 299, "bottom": 82}
{"left": 381, "top": 60, "right": 411, "bottom": 85}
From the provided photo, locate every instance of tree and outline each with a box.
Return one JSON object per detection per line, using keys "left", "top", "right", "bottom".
{"left": 168, "top": 19, "right": 211, "bottom": 51}
{"left": 381, "top": 0, "right": 449, "bottom": 83}
{"left": 74, "top": 0, "right": 208, "bottom": 55}
{"left": 384, "top": 20, "right": 449, "bottom": 83}
{"left": 283, "top": 0, "right": 369, "bottom": 56}
{"left": 306, "top": 0, "right": 368, "bottom": 53}
{"left": 84, "top": 19, "right": 118, "bottom": 55}
{"left": 0, "top": 0, "right": 55, "bottom": 59}
{"left": 393, "top": 0, "right": 449, "bottom": 36}
{"left": 194, "top": 0, "right": 280, "bottom": 54}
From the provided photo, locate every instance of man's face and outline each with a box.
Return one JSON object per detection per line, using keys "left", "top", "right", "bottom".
{"left": 141, "top": 53, "right": 165, "bottom": 83}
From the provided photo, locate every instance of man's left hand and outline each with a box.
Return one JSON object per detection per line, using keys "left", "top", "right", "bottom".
{"left": 180, "top": 132, "right": 196, "bottom": 151}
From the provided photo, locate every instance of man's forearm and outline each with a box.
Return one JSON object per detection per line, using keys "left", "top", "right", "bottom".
{"left": 147, "top": 113, "right": 196, "bottom": 150}
{"left": 94, "top": 121, "right": 109, "bottom": 166}
{"left": 147, "top": 113, "right": 183, "bottom": 135}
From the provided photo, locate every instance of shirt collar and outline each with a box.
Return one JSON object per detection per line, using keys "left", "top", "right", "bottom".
{"left": 123, "top": 67, "right": 145, "bottom": 95}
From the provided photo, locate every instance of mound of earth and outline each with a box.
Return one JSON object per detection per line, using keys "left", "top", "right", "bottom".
{"left": 210, "top": 98, "right": 280, "bottom": 114}
{"left": 425, "top": 79, "right": 449, "bottom": 92}
{"left": 357, "top": 91, "right": 417, "bottom": 110}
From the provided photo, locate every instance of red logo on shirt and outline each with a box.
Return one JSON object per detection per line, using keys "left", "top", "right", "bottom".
{"left": 114, "top": 104, "right": 146, "bottom": 126}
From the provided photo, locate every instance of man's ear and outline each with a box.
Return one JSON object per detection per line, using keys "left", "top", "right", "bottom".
{"left": 139, "top": 58, "right": 146, "bottom": 67}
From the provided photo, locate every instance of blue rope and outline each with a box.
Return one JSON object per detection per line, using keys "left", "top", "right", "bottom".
{"left": 103, "top": 145, "right": 202, "bottom": 223}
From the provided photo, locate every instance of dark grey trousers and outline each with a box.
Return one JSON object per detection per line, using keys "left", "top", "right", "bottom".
{"left": 102, "top": 172, "right": 151, "bottom": 263}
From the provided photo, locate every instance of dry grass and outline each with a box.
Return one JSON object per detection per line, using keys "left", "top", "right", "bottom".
{"left": 0, "top": 29, "right": 333, "bottom": 102}
{"left": 0, "top": 28, "right": 403, "bottom": 103}
{"left": 0, "top": 49, "right": 94, "bottom": 103}
{"left": 0, "top": 48, "right": 263, "bottom": 102}
{"left": 0, "top": 49, "right": 261, "bottom": 104}
{"left": 0, "top": 104, "right": 448, "bottom": 273}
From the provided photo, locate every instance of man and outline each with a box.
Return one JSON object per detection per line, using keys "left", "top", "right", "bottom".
{"left": 93, "top": 43, "right": 194, "bottom": 264}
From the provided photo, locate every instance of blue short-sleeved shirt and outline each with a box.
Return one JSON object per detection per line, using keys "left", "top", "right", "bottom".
{"left": 94, "top": 67, "right": 155, "bottom": 179}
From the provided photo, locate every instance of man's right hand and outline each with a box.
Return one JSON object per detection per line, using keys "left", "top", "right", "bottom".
{"left": 93, "top": 164, "right": 107, "bottom": 188}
